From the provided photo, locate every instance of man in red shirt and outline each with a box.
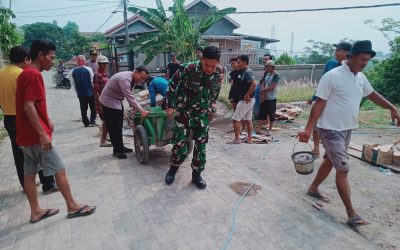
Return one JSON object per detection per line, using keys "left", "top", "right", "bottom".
{"left": 16, "top": 40, "right": 96, "bottom": 223}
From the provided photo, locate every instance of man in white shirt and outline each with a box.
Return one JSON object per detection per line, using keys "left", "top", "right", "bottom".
{"left": 298, "top": 40, "right": 400, "bottom": 227}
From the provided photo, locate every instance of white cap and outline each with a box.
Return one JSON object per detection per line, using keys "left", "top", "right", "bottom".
{"left": 97, "top": 55, "right": 109, "bottom": 63}
{"left": 265, "top": 60, "right": 275, "bottom": 66}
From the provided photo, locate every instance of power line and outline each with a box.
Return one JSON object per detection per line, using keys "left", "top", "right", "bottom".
{"left": 128, "top": 2, "right": 400, "bottom": 14}
{"left": 88, "top": 4, "right": 121, "bottom": 39}
{"left": 233, "top": 3, "right": 400, "bottom": 14}
{"left": 14, "top": 2, "right": 113, "bottom": 13}
{"left": 16, "top": 6, "right": 117, "bottom": 18}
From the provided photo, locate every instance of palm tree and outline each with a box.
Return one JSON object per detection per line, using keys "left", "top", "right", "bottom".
{"left": 128, "top": 0, "right": 236, "bottom": 64}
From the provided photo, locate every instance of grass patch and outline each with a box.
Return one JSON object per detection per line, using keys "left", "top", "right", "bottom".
{"left": 360, "top": 99, "right": 378, "bottom": 111}
{"left": 294, "top": 103, "right": 393, "bottom": 127}
{"left": 277, "top": 80, "right": 316, "bottom": 103}
{"left": 358, "top": 107, "right": 393, "bottom": 127}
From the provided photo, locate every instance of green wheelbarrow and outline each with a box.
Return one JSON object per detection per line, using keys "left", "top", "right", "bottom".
{"left": 126, "top": 107, "right": 194, "bottom": 164}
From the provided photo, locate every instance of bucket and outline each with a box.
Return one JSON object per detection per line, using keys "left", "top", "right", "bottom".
{"left": 291, "top": 142, "right": 315, "bottom": 175}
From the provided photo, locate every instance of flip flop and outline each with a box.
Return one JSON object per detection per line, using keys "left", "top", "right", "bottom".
{"left": 307, "top": 191, "right": 331, "bottom": 203}
{"left": 29, "top": 208, "right": 60, "bottom": 224}
{"left": 244, "top": 140, "right": 253, "bottom": 144}
{"left": 67, "top": 205, "right": 96, "bottom": 219}
{"left": 347, "top": 215, "right": 370, "bottom": 227}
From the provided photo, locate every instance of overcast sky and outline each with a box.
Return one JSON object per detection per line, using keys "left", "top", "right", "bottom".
{"left": 9, "top": 0, "right": 400, "bottom": 55}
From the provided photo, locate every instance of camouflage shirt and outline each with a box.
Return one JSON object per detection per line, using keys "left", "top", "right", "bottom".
{"left": 167, "top": 61, "right": 222, "bottom": 116}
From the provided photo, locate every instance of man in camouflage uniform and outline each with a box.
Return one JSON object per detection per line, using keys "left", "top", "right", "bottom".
{"left": 165, "top": 46, "right": 222, "bottom": 189}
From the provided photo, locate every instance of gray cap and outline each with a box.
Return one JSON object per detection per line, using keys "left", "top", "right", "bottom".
{"left": 333, "top": 42, "right": 352, "bottom": 52}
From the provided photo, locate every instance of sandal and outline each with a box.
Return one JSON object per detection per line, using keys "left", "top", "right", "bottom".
{"left": 347, "top": 215, "right": 370, "bottom": 227}
{"left": 67, "top": 205, "right": 96, "bottom": 219}
{"left": 30, "top": 208, "right": 60, "bottom": 224}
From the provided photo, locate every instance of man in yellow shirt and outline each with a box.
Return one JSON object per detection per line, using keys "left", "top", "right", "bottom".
{"left": 0, "top": 46, "right": 57, "bottom": 193}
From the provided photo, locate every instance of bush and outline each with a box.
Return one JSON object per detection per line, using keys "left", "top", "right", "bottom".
{"left": 365, "top": 36, "right": 400, "bottom": 104}
{"left": 275, "top": 53, "right": 296, "bottom": 65}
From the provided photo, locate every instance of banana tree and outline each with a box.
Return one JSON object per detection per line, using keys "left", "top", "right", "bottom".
{"left": 128, "top": 0, "right": 236, "bottom": 64}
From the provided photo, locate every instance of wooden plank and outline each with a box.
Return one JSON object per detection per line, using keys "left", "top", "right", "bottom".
{"left": 349, "top": 142, "right": 363, "bottom": 152}
{"left": 347, "top": 148, "right": 400, "bottom": 173}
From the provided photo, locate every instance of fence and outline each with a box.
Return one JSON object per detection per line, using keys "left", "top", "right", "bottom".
{"left": 245, "top": 64, "right": 325, "bottom": 84}
{"left": 220, "top": 49, "right": 260, "bottom": 67}
{"left": 95, "top": 44, "right": 324, "bottom": 83}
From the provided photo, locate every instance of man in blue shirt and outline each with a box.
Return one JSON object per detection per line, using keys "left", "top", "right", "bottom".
{"left": 307, "top": 41, "right": 352, "bottom": 157}
{"left": 146, "top": 76, "right": 169, "bottom": 107}
{"left": 71, "top": 55, "right": 96, "bottom": 127}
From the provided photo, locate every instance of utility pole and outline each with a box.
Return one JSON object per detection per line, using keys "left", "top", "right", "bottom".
{"left": 122, "top": 0, "right": 133, "bottom": 69}
{"left": 290, "top": 32, "right": 294, "bottom": 56}
{"left": 123, "top": 0, "right": 129, "bottom": 45}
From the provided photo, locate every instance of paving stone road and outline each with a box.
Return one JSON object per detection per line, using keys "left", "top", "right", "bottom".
{"left": 0, "top": 70, "right": 377, "bottom": 250}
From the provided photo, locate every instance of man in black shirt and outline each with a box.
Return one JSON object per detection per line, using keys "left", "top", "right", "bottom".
{"left": 227, "top": 55, "right": 257, "bottom": 144}
{"left": 166, "top": 54, "right": 181, "bottom": 80}
{"left": 228, "top": 57, "right": 243, "bottom": 110}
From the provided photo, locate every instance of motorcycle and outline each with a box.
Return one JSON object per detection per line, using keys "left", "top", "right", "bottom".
{"left": 54, "top": 68, "right": 71, "bottom": 89}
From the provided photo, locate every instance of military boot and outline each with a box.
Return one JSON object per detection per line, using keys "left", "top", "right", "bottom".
{"left": 165, "top": 166, "right": 179, "bottom": 185}
{"left": 192, "top": 170, "right": 206, "bottom": 189}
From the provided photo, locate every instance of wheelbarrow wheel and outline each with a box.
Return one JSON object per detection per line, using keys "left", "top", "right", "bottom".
{"left": 134, "top": 125, "right": 149, "bottom": 164}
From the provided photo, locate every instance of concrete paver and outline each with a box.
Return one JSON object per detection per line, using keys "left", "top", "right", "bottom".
{"left": 0, "top": 70, "right": 380, "bottom": 249}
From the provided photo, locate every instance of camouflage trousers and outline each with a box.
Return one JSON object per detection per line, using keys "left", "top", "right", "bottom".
{"left": 170, "top": 114, "right": 209, "bottom": 172}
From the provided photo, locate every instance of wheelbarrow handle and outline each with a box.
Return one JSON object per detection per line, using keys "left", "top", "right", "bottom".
{"left": 123, "top": 110, "right": 138, "bottom": 128}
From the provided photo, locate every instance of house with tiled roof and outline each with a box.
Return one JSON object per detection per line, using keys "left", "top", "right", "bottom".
{"left": 105, "top": 0, "right": 279, "bottom": 70}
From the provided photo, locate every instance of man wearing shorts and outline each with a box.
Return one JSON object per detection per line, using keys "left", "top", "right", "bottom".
{"left": 256, "top": 60, "right": 279, "bottom": 136}
{"left": 228, "top": 55, "right": 257, "bottom": 144}
{"left": 16, "top": 40, "right": 96, "bottom": 223}
{"left": 298, "top": 40, "right": 400, "bottom": 227}
{"left": 307, "top": 41, "right": 352, "bottom": 157}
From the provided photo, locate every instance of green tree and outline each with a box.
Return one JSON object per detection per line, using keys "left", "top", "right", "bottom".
{"left": 365, "top": 18, "right": 399, "bottom": 42}
{"left": 365, "top": 18, "right": 400, "bottom": 104}
{"left": 128, "top": 0, "right": 236, "bottom": 64}
{"left": 22, "top": 21, "right": 90, "bottom": 61}
{"left": 63, "top": 21, "right": 90, "bottom": 58}
{"left": 275, "top": 53, "right": 296, "bottom": 65}
{"left": 300, "top": 38, "right": 355, "bottom": 64}
{"left": 89, "top": 33, "right": 107, "bottom": 43}
{"left": 22, "top": 22, "right": 68, "bottom": 59}
{"left": 0, "top": 7, "right": 24, "bottom": 56}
